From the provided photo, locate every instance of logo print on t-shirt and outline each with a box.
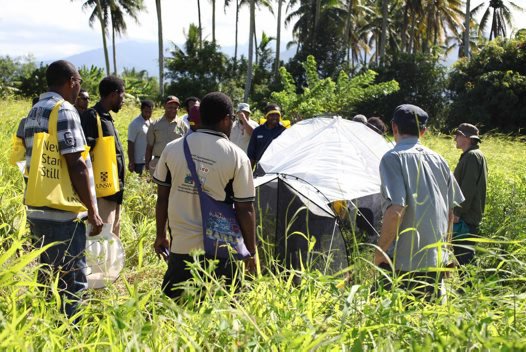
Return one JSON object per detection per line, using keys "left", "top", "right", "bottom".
{"left": 184, "top": 174, "right": 194, "bottom": 185}
{"left": 101, "top": 171, "right": 108, "bottom": 182}
{"left": 64, "top": 131, "right": 75, "bottom": 147}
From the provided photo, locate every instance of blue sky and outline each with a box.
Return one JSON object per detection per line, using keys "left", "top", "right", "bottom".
{"left": 1, "top": 0, "right": 525, "bottom": 61}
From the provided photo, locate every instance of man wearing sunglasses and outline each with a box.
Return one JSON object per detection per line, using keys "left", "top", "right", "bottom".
{"left": 74, "top": 89, "right": 90, "bottom": 115}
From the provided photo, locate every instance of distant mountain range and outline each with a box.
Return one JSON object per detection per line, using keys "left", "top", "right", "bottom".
{"left": 41, "top": 40, "right": 457, "bottom": 78}
{"left": 42, "top": 40, "right": 296, "bottom": 78}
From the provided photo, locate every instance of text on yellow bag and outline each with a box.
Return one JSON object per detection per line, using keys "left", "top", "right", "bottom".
{"left": 25, "top": 100, "right": 88, "bottom": 212}
{"left": 91, "top": 113, "right": 120, "bottom": 197}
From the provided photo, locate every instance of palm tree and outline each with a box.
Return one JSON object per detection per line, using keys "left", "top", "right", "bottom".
{"left": 274, "top": 0, "right": 284, "bottom": 78}
{"left": 463, "top": 0, "right": 471, "bottom": 57}
{"left": 197, "top": 0, "right": 203, "bottom": 48}
{"left": 76, "top": 0, "right": 111, "bottom": 75}
{"left": 211, "top": 0, "right": 217, "bottom": 43}
{"left": 224, "top": 0, "right": 239, "bottom": 65}
{"left": 244, "top": 0, "right": 255, "bottom": 101}
{"left": 477, "top": 0, "right": 525, "bottom": 40}
{"left": 422, "top": 0, "right": 463, "bottom": 54}
{"left": 108, "top": 0, "right": 144, "bottom": 74}
{"left": 155, "top": 0, "right": 164, "bottom": 96}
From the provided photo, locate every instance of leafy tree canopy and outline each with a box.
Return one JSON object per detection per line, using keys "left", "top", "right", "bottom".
{"left": 448, "top": 37, "right": 526, "bottom": 133}
{"left": 271, "top": 55, "right": 399, "bottom": 121}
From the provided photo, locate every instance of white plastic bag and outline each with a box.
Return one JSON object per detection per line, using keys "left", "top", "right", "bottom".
{"left": 85, "top": 224, "right": 125, "bottom": 289}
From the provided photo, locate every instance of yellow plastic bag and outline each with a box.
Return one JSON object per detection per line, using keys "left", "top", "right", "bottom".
{"left": 25, "top": 101, "right": 88, "bottom": 213}
{"left": 91, "top": 113, "right": 120, "bottom": 197}
{"left": 9, "top": 134, "right": 26, "bottom": 166}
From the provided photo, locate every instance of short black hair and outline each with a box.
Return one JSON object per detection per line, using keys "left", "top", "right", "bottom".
{"left": 32, "top": 96, "right": 40, "bottom": 106}
{"left": 141, "top": 99, "right": 154, "bottom": 109}
{"left": 46, "top": 60, "right": 77, "bottom": 87}
{"left": 99, "top": 75, "right": 125, "bottom": 98}
{"left": 200, "top": 92, "right": 233, "bottom": 126}
{"left": 183, "top": 96, "right": 200, "bottom": 110}
{"left": 264, "top": 103, "right": 280, "bottom": 114}
{"left": 366, "top": 117, "right": 387, "bottom": 135}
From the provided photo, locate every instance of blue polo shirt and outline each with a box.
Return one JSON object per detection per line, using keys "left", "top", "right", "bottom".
{"left": 246, "top": 124, "right": 286, "bottom": 162}
{"left": 379, "top": 137, "right": 464, "bottom": 271}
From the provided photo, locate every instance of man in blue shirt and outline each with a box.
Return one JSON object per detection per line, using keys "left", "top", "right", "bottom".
{"left": 247, "top": 104, "right": 286, "bottom": 170}
{"left": 375, "top": 104, "right": 464, "bottom": 298}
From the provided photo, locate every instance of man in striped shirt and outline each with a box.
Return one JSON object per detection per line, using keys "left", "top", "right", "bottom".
{"left": 24, "top": 60, "right": 103, "bottom": 318}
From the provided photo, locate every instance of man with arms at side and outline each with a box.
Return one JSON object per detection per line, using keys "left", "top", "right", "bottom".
{"left": 452, "top": 123, "right": 488, "bottom": 266}
{"left": 153, "top": 92, "right": 257, "bottom": 299}
{"left": 230, "top": 103, "right": 259, "bottom": 154}
{"left": 81, "top": 76, "right": 126, "bottom": 237}
{"left": 374, "top": 104, "right": 464, "bottom": 298}
{"left": 24, "top": 60, "right": 103, "bottom": 317}
{"left": 127, "top": 99, "right": 153, "bottom": 174}
{"left": 74, "top": 89, "right": 90, "bottom": 115}
{"left": 145, "top": 95, "right": 184, "bottom": 175}
{"left": 247, "top": 103, "right": 286, "bottom": 170}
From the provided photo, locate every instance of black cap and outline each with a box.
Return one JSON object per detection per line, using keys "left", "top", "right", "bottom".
{"left": 392, "top": 104, "right": 428, "bottom": 127}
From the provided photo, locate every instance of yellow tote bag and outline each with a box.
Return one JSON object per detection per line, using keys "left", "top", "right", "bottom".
{"left": 25, "top": 100, "right": 88, "bottom": 213}
{"left": 91, "top": 113, "right": 120, "bottom": 197}
{"left": 9, "top": 134, "right": 26, "bottom": 166}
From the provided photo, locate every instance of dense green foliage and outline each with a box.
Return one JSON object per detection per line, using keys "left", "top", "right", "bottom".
{"left": 1, "top": 99, "right": 526, "bottom": 349}
{"left": 272, "top": 55, "right": 399, "bottom": 120}
{"left": 448, "top": 37, "right": 526, "bottom": 133}
{"left": 356, "top": 53, "right": 449, "bottom": 128}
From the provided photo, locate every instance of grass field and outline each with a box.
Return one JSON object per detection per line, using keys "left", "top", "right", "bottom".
{"left": 1, "top": 98, "right": 526, "bottom": 350}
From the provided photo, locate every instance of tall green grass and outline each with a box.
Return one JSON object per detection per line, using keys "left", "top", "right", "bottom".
{"left": 1, "top": 98, "right": 526, "bottom": 350}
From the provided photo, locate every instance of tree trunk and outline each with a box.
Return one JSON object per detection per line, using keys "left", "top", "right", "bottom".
{"left": 212, "top": 0, "right": 216, "bottom": 44}
{"left": 96, "top": 0, "right": 110, "bottom": 75}
{"left": 234, "top": 0, "right": 239, "bottom": 66}
{"left": 274, "top": 0, "right": 283, "bottom": 79}
{"left": 244, "top": 0, "right": 255, "bottom": 102}
{"left": 401, "top": 4, "right": 409, "bottom": 53}
{"left": 253, "top": 14, "right": 258, "bottom": 66}
{"left": 344, "top": 0, "right": 353, "bottom": 67}
{"left": 314, "top": 0, "right": 321, "bottom": 46}
{"left": 379, "top": 0, "right": 388, "bottom": 64}
{"left": 197, "top": 0, "right": 203, "bottom": 48}
{"left": 112, "top": 17, "right": 117, "bottom": 75}
{"left": 155, "top": 0, "right": 164, "bottom": 97}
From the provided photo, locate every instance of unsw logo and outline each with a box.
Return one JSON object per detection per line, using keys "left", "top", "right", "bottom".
{"left": 100, "top": 171, "right": 108, "bottom": 182}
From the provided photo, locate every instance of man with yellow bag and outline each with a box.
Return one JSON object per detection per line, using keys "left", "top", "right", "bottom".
{"left": 23, "top": 60, "right": 103, "bottom": 318}
{"left": 81, "top": 76, "right": 126, "bottom": 237}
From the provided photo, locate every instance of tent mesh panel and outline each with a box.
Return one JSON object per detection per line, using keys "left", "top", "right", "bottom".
{"left": 256, "top": 178, "right": 349, "bottom": 274}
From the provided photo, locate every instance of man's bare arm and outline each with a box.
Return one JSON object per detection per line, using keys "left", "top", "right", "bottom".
{"left": 374, "top": 204, "right": 405, "bottom": 265}
{"left": 154, "top": 184, "right": 170, "bottom": 260}
{"left": 145, "top": 144, "right": 154, "bottom": 170}
{"left": 234, "top": 201, "right": 256, "bottom": 255}
{"left": 64, "top": 152, "right": 103, "bottom": 236}
{"left": 127, "top": 141, "right": 135, "bottom": 172}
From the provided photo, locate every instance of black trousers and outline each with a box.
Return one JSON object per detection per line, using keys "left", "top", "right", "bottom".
{"left": 162, "top": 253, "right": 237, "bottom": 299}
{"left": 375, "top": 263, "right": 444, "bottom": 301}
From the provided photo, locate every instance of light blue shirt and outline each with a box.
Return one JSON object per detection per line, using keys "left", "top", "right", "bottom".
{"left": 379, "top": 137, "right": 464, "bottom": 271}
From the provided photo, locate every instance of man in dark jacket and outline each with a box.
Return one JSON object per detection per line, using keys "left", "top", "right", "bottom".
{"left": 453, "top": 123, "right": 488, "bottom": 265}
{"left": 81, "top": 76, "right": 126, "bottom": 237}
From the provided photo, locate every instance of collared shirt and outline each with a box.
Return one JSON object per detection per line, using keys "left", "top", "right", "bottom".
{"left": 146, "top": 115, "right": 186, "bottom": 157}
{"left": 230, "top": 119, "right": 259, "bottom": 153}
{"left": 127, "top": 114, "right": 151, "bottom": 163}
{"left": 247, "top": 124, "right": 286, "bottom": 162}
{"left": 24, "top": 92, "right": 90, "bottom": 221}
{"left": 379, "top": 136, "right": 464, "bottom": 271}
{"left": 153, "top": 129, "right": 255, "bottom": 254}
{"left": 81, "top": 102, "right": 125, "bottom": 204}
{"left": 453, "top": 145, "right": 488, "bottom": 227}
